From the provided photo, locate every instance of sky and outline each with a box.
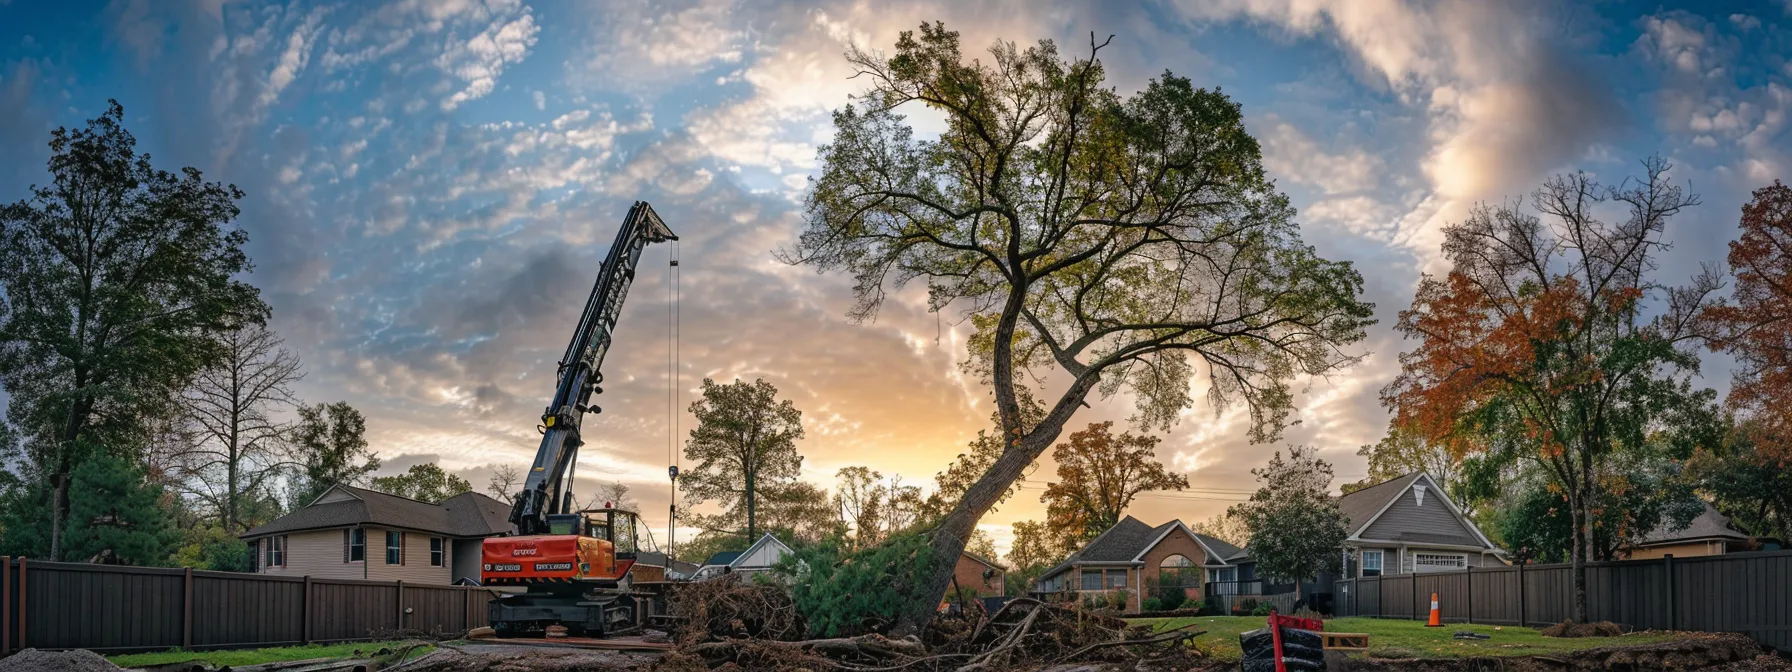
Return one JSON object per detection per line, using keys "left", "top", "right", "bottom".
{"left": 1, "top": 0, "right": 1788, "bottom": 560}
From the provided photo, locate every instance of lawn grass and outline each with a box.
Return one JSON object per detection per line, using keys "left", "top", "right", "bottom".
{"left": 108, "top": 640, "right": 432, "bottom": 668}
{"left": 1128, "top": 616, "right": 1680, "bottom": 661}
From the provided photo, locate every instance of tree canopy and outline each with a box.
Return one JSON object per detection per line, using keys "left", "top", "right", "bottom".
{"left": 1042, "top": 421, "right": 1187, "bottom": 548}
{"left": 1383, "top": 157, "right": 1716, "bottom": 621}
{"left": 371, "top": 463, "right": 473, "bottom": 504}
{"left": 1228, "top": 446, "right": 1346, "bottom": 599}
{"left": 1703, "top": 181, "right": 1792, "bottom": 456}
{"left": 682, "top": 377, "right": 806, "bottom": 542}
{"left": 288, "top": 401, "right": 378, "bottom": 507}
{"left": 787, "top": 23, "right": 1373, "bottom": 630}
{"left": 0, "top": 100, "right": 266, "bottom": 560}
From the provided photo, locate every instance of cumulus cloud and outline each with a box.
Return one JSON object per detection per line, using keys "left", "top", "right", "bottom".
{"left": 1257, "top": 115, "right": 1382, "bottom": 194}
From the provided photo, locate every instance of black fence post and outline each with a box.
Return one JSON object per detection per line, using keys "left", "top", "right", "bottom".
{"left": 182, "top": 567, "right": 193, "bottom": 650}
{"left": 302, "top": 576, "right": 312, "bottom": 645}
{"left": 1412, "top": 572, "right": 1419, "bottom": 621}
{"left": 1377, "top": 575, "right": 1383, "bottom": 619}
{"left": 395, "top": 580, "right": 405, "bottom": 630}
{"left": 1664, "top": 554, "right": 1676, "bottom": 631}
{"left": 1517, "top": 562, "right": 1526, "bottom": 628}
{"left": 1465, "top": 565, "right": 1473, "bottom": 624}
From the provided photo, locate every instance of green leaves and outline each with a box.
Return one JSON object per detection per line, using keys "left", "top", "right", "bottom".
{"left": 371, "top": 463, "right": 474, "bottom": 504}
{"left": 0, "top": 99, "right": 267, "bottom": 558}
{"left": 1230, "top": 447, "right": 1347, "bottom": 585}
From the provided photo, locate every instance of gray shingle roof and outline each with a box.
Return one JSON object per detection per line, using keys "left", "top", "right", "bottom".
{"left": 241, "top": 485, "right": 514, "bottom": 539}
{"left": 1639, "top": 502, "right": 1752, "bottom": 545}
{"left": 1194, "top": 533, "right": 1245, "bottom": 562}
{"left": 1337, "top": 472, "right": 1422, "bottom": 535}
{"left": 1039, "top": 516, "right": 1239, "bottom": 581}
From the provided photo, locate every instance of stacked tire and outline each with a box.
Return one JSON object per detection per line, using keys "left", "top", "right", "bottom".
{"left": 1238, "top": 625, "right": 1324, "bottom": 671}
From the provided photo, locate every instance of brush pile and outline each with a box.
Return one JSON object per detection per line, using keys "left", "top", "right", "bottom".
{"left": 659, "top": 582, "right": 1205, "bottom": 671}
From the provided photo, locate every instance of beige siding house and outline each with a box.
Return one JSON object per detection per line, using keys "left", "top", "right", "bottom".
{"left": 241, "top": 485, "right": 514, "bottom": 585}
{"left": 1620, "top": 502, "right": 1778, "bottom": 560}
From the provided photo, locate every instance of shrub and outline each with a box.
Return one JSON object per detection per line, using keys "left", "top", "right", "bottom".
{"left": 1106, "top": 589, "right": 1130, "bottom": 611}
{"left": 1201, "top": 596, "right": 1222, "bottom": 616}
{"left": 776, "top": 534, "right": 935, "bottom": 637}
{"left": 1155, "top": 582, "right": 1187, "bottom": 611}
{"left": 1082, "top": 594, "right": 1103, "bottom": 610}
{"left": 1141, "top": 597, "right": 1164, "bottom": 612}
{"left": 1233, "top": 598, "right": 1259, "bottom": 615}
{"left": 1251, "top": 601, "right": 1276, "bottom": 616}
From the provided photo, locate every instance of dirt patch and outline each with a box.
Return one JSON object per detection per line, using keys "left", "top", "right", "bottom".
{"left": 0, "top": 649, "right": 120, "bottom": 672}
{"left": 1539, "top": 620, "right": 1625, "bottom": 638}
{"left": 1348, "top": 632, "right": 1769, "bottom": 671}
{"left": 398, "top": 643, "right": 659, "bottom": 671}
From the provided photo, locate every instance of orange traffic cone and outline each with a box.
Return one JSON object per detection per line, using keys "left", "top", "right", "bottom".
{"left": 1426, "top": 592, "right": 1443, "bottom": 627}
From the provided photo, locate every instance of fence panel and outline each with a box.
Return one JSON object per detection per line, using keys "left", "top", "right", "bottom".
{"left": 308, "top": 579, "right": 399, "bottom": 643}
{"left": 1468, "top": 566, "right": 1519, "bottom": 624}
{"left": 402, "top": 585, "right": 496, "bottom": 635}
{"left": 23, "top": 563, "right": 184, "bottom": 651}
{"left": 1381, "top": 573, "right": 1415, "bottom": 618}
{"left": 191, "top": 571, "right": 306, "bottom": 648}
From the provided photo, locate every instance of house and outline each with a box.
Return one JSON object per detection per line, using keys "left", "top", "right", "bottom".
{"left": 952, "top": 551, "right": 1007, "bottom": 599}
{"left": 240, "top": 485, "right": 513, "bottom": 585}
{"left": 691, "top": 533, "right": 795, "bottom": 581}
{"left": 1620, "top": 502, "right": 1780, "bottom": 560}
{"left": 1031, "top": 516, "right": 1240, "bottom": 612}
{"left": 1338, "top": 472, "right": 1504, "bottom": 578}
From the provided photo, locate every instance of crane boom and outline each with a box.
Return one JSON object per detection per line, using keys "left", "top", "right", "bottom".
{"left": 510, "top": 201, "right": 676, "bottom": 535}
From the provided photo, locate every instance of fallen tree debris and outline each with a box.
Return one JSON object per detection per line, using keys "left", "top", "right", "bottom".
{"left": 662, "top": 586, "right": 1206, "bottom": 671}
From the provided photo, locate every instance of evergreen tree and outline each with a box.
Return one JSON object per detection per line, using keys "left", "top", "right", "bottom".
{"left": 64, "top": 453, "right": 180, "bottom": 565}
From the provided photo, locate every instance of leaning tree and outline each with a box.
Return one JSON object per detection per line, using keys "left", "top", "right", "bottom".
{"left": 785, "top": 24, "right": 1374, "bottom": 630}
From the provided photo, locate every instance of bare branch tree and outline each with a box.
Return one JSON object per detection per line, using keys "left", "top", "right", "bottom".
{"left": 166, "top": 323, "right": 303, "bottom": 534}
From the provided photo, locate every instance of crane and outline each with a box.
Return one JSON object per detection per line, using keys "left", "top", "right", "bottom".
{"left": 482, "top": 201, "right": 676, "bottom": 637}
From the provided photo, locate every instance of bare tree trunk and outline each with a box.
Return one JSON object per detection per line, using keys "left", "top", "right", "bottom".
{"left": 1568, "top": 486, "right": 1588, "bottom": 623}
{"left": 50, "top": 471, "right": 67, "bottom": 561}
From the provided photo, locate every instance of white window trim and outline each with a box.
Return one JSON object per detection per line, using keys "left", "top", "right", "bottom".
{"left": 430, "top": 537, "right": 445, "bottom": 567}
{"left": 1412, "top": 552, "right": 1468, "bottom": 572}
{"left": 1361, "top": 549, "right": 1383, "bottom": 577}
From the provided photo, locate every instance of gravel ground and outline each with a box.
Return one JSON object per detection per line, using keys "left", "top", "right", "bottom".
{"left": 0, "top": 649, "right": 120, "bottom": 672}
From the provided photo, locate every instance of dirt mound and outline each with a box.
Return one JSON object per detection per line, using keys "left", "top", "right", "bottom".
{"left": 1540, "top": 620, "right": 1624, "bottom": 638}
{"left": 0, "top": 649, "right": 120, "bottom": 672}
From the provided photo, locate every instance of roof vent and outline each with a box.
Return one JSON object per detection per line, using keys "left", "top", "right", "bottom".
{"left": 1413, "top": 483, "right": 1428, "bottom": 507}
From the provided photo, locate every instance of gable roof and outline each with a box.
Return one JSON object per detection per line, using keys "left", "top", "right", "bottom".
{"left": 1337, "top": 472, "right": 1424, "bottom": 536}
{"left": 1637, "top": 502, "right": 1754, "bottom": 546}
{"left": 733, "top": 533, "right": 794, "bottom": 567}
{"left": 1340, "top": 472, "right": 1498, "bottom": 550}
{"left": 241, "top": 485, "right": 514, "bottom": 539}
{"left": 703, "top": 551, "right": 744, "bottom": 567}
{"left": 1040, "top": 516, "right": 1239, "bottom": 581}
{"left": 1194, "top": 533, "right": 1246, "bottom": 563}
{"left": 962, "top": 550, "right": 1008, "bottom": 572}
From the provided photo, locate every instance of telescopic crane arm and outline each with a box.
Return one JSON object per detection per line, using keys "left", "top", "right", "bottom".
{"left": 510, "top": 201, "right": 676, "bottom": 536}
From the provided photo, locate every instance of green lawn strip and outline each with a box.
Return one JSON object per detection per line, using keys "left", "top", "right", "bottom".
{"left": 109, "top": 640, "right": 432, "bottom": 668}
{"left": 1128, "top": 616, "right": 1679, "bottom": 662}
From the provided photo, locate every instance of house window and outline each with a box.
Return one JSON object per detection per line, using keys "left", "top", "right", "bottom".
{"left": 430, "top": 537, "right": 445, "bottom": 567}
{"left": 1414, "top": 553, "right": 1466, "bottom": 570}
{"left": 267, "top": 535, "right": 286, "bottom": 567}
{"left": 1159, "top": 554, "right": 1197, "bottom": 588}
{"left": 347, "top": 528, "right": 365, "bottom": 562}
{"left": 1080, "top": 570, "right": 1103, "bottom": 591}
{"left": 386, "top": 531, "right": 403, "bottom": 565}
{"left": 1105, "top": 569, "right": 1127, "bottom": 589}
{"left": 1362, "top": 550, "right": 1383, "bottom": 577}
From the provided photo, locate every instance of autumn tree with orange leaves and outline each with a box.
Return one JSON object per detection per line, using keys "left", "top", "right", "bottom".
{"left": 1383, "top": 157, "right": 1719, "bottom": 622}
{"left": 1696, "top": 181, "right": 1792, "bottom": 542}
{"left": 1042, "top": 422, "right": 1189, "bottom": 550}
{"left": 1705, "top": 182, "right": 1792, "bottom": 451}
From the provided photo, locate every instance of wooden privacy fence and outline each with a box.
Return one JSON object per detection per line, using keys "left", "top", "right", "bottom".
{"left": 1333, "top": 549, "right": 1792, "bottom": 652}
{"left": 0, "top": 557, "right": 502, "bottom": 654}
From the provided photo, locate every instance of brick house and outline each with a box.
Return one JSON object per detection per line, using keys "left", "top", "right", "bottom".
{"left": 952, "top": 551, "right": 1007, "bottom": 599}
{"left": 240, "top": 485, "right": 514, "bottom": 585}
{"left": 1031, "top": 517, "right": 1239, "bottom": 612}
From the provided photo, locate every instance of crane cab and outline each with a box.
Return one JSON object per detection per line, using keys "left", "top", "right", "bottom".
{"left": 482, "top": 506, "right": 643, "bottom": 586}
